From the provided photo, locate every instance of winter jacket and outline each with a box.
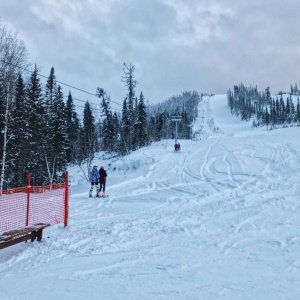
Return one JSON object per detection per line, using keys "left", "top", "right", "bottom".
{"left": 90, "top": 167, "right": 100, "bottom": 182}
{"left": 99, "top": 168, "right": 107, "bottom": 183}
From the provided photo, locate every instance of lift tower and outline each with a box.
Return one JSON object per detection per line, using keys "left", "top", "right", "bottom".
{"left": 171, "top": 115, "right": 182, "bottom": 144}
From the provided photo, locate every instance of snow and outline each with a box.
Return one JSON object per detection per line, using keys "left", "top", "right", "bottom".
{"left": 1, "top": 94, "right": 300, "bottom": 299}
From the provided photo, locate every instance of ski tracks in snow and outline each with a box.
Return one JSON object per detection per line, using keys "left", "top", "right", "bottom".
{"left": 2, "top": 95, "right": 300, "bottom": 299}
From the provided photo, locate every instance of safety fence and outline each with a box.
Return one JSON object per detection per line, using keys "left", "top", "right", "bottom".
{"left": 0, "top": 172, "right": 69, "bottom": 233}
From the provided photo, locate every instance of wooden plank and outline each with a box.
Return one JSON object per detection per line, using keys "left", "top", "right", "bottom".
{"left": 0, "top": 223, "right": 50, "bottom": 236}
{"left": 0, "top": 223, "right": 50, "bottom": 249}
{"left": 0, "top": 232, "right": 38, "bottom": 250}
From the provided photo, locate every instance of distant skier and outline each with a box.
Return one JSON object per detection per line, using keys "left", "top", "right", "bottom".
{"left": 99, "top": 166, "right": 107, "bottom": 197}
{"left": 89, "top": 166, "right": 100, "bottom": 197}
{"left": 174, "top": 143, "right": 178, "bottom": 151}
{"left": 177, "top": 142, "right": 180, "bottom": 151}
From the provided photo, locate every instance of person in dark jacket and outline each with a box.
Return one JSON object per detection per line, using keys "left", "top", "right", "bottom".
{"left": 99, "top": 166, "right": 107, "bottom": 197}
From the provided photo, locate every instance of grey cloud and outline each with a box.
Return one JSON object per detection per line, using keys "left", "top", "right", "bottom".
{"left": 1, "top": 0, "right": 300, "bottom": 109}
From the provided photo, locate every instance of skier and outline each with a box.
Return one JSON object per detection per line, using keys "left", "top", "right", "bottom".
{"left": 89, "top": 165, "right": 100, "bottom": 197}
{"left": 177, "top": 142, "right": 180, "bottom": 151}
{"left": 99, "top": 166, "right": 107, "bottom": 197}
{"left": 174, "top": 143, "right": 178, "bottom": 151}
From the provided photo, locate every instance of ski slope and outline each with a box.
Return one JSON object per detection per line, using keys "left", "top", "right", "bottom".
{"left": 1, "top": 94, "right": 300, "bottom": 300}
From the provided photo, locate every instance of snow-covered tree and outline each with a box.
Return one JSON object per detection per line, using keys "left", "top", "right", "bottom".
{"left": 134, "top": 92, "right": 148, "bottom": 148}
{"left": 82, "top": 101, "right": 96, "bottom": 176}
{"left": 10, "top": 73, "right": 29, "bottom": 187}
{"left": 97, "top": 88, "right": 115, "bottom": 152}
{"left": 122, "top": 63, "right": 137, "bottom": 153}
{"left": 26, "top": 65, "right": 48, "bottom": 184}
{"left": 0, "top": 21, "right": 28, "bottom": 190}
{"left": 65, "top": 91, "right": 81, "bottom": 163}
{"left": 46, "top": 84, "right": 67, "bottom": 183}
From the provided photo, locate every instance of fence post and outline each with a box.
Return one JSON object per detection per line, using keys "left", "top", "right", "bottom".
{"left": 64, "top": 171, "right": 69, "bottom": 227}
{"left": 26, "top": 172, "right": 31, "bottom": 226}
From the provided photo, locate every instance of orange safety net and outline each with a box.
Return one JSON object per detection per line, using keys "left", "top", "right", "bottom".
{"left": 0, "top": 183, "right": 67, "bottom": 233}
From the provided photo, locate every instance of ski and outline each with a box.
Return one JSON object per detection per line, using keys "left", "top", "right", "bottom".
{"left": 88, "top": 189, "right": 108, "bottom": 198}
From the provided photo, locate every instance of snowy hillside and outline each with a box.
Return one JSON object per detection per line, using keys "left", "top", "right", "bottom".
{"left": 1, "top": 94, "right": 300, "bottom": 300}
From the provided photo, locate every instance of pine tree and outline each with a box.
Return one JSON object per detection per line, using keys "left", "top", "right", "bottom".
{"left": 122, "top": 63, "right": 137, "bottom": 153}
{"left": 279, "top": 95, "right": 285, "bottom": 124}
{"left": 290, "top": 98, "right": 295, "bottom": 123}
{"left": 148, "top": 116, "right": 156, "bottom": 142}
{"left": 82, "top": 101, "right": 96, "bottom": 174}
{"left": 10, "top": 74, "right": 28, "bottom": 186}
{"left": 156, "top": 113, "right": 163, "bottom": 140}
{"left": 97, "top": 88, "right": 114, "bottom": 152}
{"left": 296, "top": 98, "right": 300, "bottom": 125}
{"left": 112, "top": 111, "right": 120, "bottom": 152}
{"left": 121, "top": 98, "right": 130, "bottom": 155}
{"left": 264, "top": 108, "right": 270, "bottom": 130}
{"left": 45, "top": 67, "right": 56, "bottom": 109}
{"left": 132, "top": 96, "right": 139, "bottom": 151}
{"left": 43, "top": 67, "right": 57, "bottom": 183}
{"left": 286, "top": 97, "right": 291, "bottom": 124}
{"left": 133, "top": 92, "right": 148, "bottom": 149}
{"left": 270, "top": 99, "right": 276, "bottom": 128}
{"left": 135, "top": 92, "right": 148, "bottom": 148}
{"left": 65, "top": 91, "right": 81, "bottom": 163}
{"left": 26, "top": 65, "right": 48, "bottom": 185}
{"left": 275, "top": 98, "right": 280, "bottom": 125}
{"left": 48, "top": 84, "right": 67, "bottom": 183}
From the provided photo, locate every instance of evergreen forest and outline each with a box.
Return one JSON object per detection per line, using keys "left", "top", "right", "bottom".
{"left": 1, "top": 22, "right": 299, "bottom": 190}
{"left": 0, "top": 23, "right": 200, "bottom": 189}
{"left": 227, "top": 83, "right": 300, "bottom": 129}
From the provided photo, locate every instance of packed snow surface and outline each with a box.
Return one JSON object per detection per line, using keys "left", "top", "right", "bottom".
{"left": 1, "top": 95, "right": 300, "bottom": 300}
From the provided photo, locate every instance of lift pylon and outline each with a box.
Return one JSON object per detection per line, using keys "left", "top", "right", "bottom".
{"left": 171, "top": 116, "right": 182, "bottom": 144}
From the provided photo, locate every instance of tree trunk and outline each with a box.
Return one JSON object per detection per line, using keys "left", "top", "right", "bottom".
{"left": 0, "top": 83, "right": 10, "bottom": 194}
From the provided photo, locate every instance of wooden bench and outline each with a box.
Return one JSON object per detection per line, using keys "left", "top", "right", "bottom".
{"left": 0, "top": 223, "right": 50, "bottom": 250}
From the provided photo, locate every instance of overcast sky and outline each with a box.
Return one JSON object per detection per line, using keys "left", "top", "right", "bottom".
{"left": 1, "top": 0, "right": 300, "bottom": 112}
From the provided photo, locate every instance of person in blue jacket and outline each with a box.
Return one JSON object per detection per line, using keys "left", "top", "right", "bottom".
{"left": 89, "top": 165, "right": 100, "bottom": 197}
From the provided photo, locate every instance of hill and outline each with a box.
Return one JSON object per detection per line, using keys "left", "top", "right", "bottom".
{"left": 1, "top": 94, "right": 300, "bottom": 299}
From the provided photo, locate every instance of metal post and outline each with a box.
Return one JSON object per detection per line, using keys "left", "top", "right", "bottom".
{"left": 64, "top": 171, "right": 69, "bottom": 227}
{"left": 171, "top": 116, "right": 182, "bottom": 145}
{"left": 175, "top": 121, "right": 178, "bottom": 144}
{"left": 26, "top": 172, "right": 31, "bottom": 226}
